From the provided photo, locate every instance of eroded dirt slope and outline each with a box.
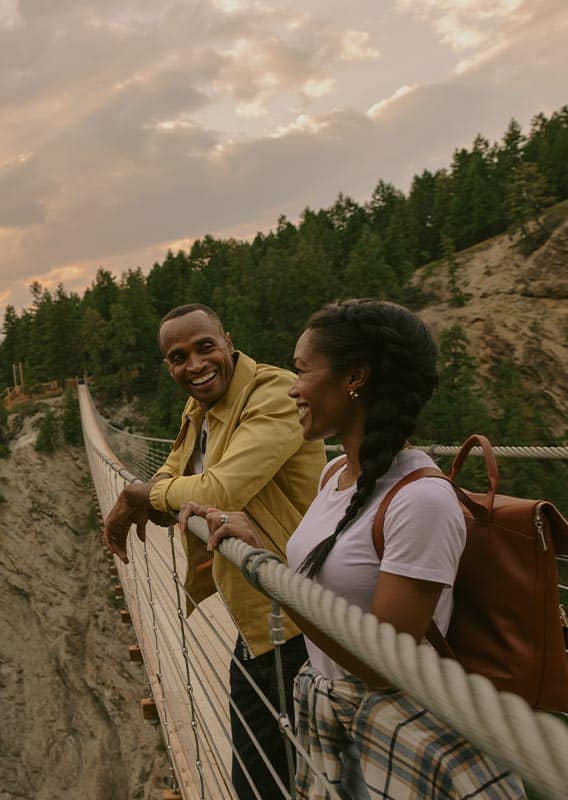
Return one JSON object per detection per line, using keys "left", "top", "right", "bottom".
{"left": 0, "top": 406, "right": 168, "bottom": 800}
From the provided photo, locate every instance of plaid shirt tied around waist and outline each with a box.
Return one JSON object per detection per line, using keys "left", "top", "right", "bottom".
{"left": 294, "top": 664, "right": 526, "bottom": 800}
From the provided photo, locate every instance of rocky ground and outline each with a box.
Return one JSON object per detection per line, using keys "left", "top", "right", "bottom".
{"left": 0, "top": 400, "right": 169, "bottom": 800}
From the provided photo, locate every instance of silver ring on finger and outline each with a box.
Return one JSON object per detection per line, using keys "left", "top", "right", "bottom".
{"left": 220, "top": 513, "right": 229, "bottom": 525}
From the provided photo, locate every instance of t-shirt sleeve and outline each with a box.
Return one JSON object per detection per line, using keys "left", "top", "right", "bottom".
{"left": 379, "top": 478, "right": 466, "bottom": 587}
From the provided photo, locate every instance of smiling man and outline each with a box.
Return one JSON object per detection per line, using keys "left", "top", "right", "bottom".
{"left": 104, "top": 303, "right": 326, "bottom": 800}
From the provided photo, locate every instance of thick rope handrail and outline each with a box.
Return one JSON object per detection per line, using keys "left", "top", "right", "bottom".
{"left": 328, "top": 443, "right": 568, "bottom": 459}
{"left": 181, "top": 515, "right": 568, "bottom": 800}
{"left": 421, "top": 444, "right": 568, "bottom": 459}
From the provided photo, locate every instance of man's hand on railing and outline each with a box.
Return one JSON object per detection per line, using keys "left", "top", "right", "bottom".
{"left": 148, "top": 508, "right": 178, "bottom": 527}
{"left": 179, "top": 502, "right": 264, "bottom": 551}
{"left": 104, "top": 482, "right": 153, "bottom": 563}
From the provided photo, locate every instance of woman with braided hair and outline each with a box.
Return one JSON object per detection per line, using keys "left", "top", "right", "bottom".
{"left": 195, "top": 298, "right": 525, "bottom": 799}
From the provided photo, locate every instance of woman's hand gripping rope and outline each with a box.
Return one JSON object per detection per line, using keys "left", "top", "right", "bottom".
{"left": 178, "top": 501, "right": 264, "bottom": 551}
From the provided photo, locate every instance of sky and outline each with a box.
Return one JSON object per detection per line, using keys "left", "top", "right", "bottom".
{"left": 1, "top": 0, "right": 566, "bottom": 314}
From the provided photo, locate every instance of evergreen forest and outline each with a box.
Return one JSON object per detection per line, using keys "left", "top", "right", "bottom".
{"left": 1, "top": 106, "right": 567, "bottom": 510}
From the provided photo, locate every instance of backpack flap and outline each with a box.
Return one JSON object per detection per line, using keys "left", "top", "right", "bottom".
{"left": 541, "top": 502, "right": 568, "bottom": 555}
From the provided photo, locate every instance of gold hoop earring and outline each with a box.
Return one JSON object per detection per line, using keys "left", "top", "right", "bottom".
{"left": 348, "top": 388, "right": 359, "bottom": 400}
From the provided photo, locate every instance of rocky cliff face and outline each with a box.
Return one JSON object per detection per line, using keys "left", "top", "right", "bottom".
{"left": 414, "top": 209, "right": 568, "bottom": 435}
{"left": 0, "top": 405, "right": 168, "bottom": 800}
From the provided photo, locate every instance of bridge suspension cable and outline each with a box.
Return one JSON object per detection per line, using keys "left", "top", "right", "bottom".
{"left": 80, "top": 385, "right": 568, "bottom": 800}
{"left": 94, "top": 411, "right": 568, "bottom": 483}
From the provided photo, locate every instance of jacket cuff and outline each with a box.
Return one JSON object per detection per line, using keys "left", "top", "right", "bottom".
{"left": 149, "top": 478, "right": 174, "bottom": 512}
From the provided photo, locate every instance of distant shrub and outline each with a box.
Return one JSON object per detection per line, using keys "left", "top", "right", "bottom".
{"left": 86, "top": 503, "right": 99, "bottom": 531}
{"left": 13, "top": 400, "right": 45, "bottom": 417}
{"left": 62, "top": 388, "right": 83, "bottom": 446}
{"left": 35, "top": 408, "right": 60, "bottom": 453}
{"left": 0, "top": 398, "right": 9, "bottom": 456}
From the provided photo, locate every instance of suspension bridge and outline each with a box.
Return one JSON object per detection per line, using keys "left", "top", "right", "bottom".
{"left": 78, "top": 383, "right": 568, "bottom": 800}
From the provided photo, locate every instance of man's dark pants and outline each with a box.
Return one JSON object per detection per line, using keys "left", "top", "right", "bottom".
{"left": 230, "top": 634, "right": 307, "bottom": 800}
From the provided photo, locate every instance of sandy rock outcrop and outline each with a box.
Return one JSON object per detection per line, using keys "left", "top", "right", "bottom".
{"left": 0, "top": 408, "right": 169, "bottom": 800}
{"left": 415, "top": 215, "right": 568, "bottom": 434}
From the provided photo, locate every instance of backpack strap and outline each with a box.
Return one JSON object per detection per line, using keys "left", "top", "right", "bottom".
{"left": 372, "top": 467, "right": 456, "bottom": 659}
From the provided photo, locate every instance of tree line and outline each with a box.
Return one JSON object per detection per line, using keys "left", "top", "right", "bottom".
{"left": 0, "top": 106, "right": 566, "bottom": 508}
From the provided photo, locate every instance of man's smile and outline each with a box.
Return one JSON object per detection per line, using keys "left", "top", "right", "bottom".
{"left": 191, "top": 370, "right": 216, "bottom": 386}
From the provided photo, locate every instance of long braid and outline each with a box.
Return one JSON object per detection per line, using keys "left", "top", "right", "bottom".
{"left": 300, "top": 299, "right": 438, "bottom": 579}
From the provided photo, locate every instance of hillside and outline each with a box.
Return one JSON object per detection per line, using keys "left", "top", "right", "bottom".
{"left": 0, "top": 400, "right": 168, "bottom": 799}
{"left": 413, "top": 204, "right": 568, "bottom": 436}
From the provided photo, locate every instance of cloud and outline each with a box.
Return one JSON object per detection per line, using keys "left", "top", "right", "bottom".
{"left": 397, "top": 0, "right": 525, "bottom": 50}
{"left": 212, "top": 0, "right": 253, "bottom": 11}
{"left": 236, "top": 99, "right": 268, "bottom": 118}
{"left": 302, "top": 77, "right": 335, "bottom": 98}
{"left": 213, "top": 35, "right": 334, "bottom": 106}
{"left": 26, "top": 262, "right": 90, "bottom": 293}
{"left": 339, "top": 29, "right": 380, "bottom": 61}
{"left": 367, "top": 85, "right": 418, "bottom": 118}
{"left": 270, "top": 113, "right": 330, "bottom": 139}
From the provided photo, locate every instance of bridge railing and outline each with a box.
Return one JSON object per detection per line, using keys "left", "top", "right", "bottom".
{"left": 80, "top": 386, "right": 568, "bottom": 800}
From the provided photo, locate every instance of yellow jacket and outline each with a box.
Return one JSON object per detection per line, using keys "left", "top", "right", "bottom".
{"left": 149, "top": 351, "right": 326, "bottom": 656}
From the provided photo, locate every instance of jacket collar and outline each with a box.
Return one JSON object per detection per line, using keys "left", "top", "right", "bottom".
{"left": 182, "top": 351, "right": 257, "bottom": 424}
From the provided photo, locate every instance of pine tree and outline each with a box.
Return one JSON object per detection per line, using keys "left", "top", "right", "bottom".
{"left": 62, "top": 387, "right": 83, "bottom": 445}
{"left": 506, "top": 162, "right": 555, "bottom": 241}
{"left": 417, "top": 325, "right": 492, "bottom": 444}
{"left": 408, "top": 170, "right": 439, "bottom": 265}
{"left": 147, "top": 250, "right": 192, "bottom": 318}
{"left": 0, "top": 305, "right": 20, "bottom": 386}
{"left": 442, "top": 235, "right": 466, "bottom": 307}
{"left": 81, "top": 269, "right": 119, "bottom": 321}
{"left": 447, "top": 137, "right": 501, "bottom": 249}
{"left": 344, "top": 226, "right": 398, "bottom": 299}
{"left": 81, "top": 308, "right": 110, "bottom": 377}
{"left": 524, "top": 107, "right": 568, "bottom": 201}
{"left": 326, "top": 193, "right": 368, "bottom": 265}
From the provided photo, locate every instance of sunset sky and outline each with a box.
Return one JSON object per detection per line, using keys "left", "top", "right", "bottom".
{"left": 1, "top": 0, "right": 566, "bottom": 313}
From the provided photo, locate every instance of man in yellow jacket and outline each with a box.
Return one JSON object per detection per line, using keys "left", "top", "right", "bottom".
{"left": 104, "top": 303, "right": 326, "bottom": 800}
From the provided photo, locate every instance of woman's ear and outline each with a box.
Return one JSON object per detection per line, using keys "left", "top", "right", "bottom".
{"left": 348, "top": 364, "right": 370, "bottom": 393}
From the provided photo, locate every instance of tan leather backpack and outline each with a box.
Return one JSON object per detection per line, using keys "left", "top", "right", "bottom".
{"left": 370, "top": 434, "right": 568, "bottom": 712}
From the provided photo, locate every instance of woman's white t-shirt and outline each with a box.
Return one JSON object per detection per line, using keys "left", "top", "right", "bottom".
{"left": 286, "top": 448, "right": 466, "bottom": 679}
